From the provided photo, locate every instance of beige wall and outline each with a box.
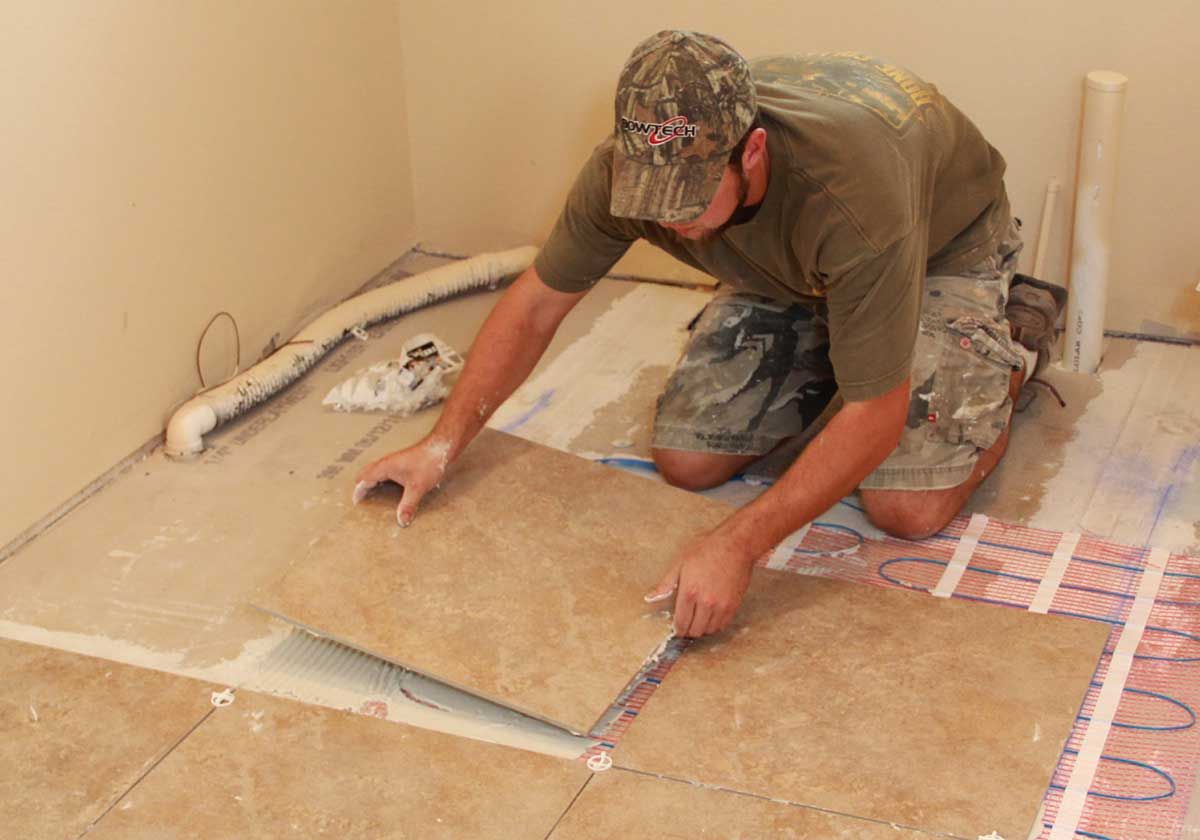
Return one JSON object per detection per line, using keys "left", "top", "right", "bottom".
{"left": 399, "top": 1, "right": 1200, "bottom": 335}
{"left": 0, "top": 1, "right": 416, "bottom": 547}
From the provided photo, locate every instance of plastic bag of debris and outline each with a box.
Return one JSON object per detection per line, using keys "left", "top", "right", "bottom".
{"left": 323, "top": 333, "right": 464, "bottom": 415}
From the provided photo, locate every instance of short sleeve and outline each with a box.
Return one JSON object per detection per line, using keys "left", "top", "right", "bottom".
{"left": 534, "top": 138, "right": 639, "bottom": 293}
{"left": 823, "top": 229, "right": 926, "bottom": 402}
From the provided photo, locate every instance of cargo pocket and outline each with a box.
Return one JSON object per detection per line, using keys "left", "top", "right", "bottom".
{"left": 927, "top": 316, "right": 1022, "bottom": 449}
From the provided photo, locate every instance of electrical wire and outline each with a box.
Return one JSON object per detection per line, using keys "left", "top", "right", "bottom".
{"left": 1080, "top": 683, "right": 1196, "bottom": 733}
{"left": 877, "top": 557, "right": 1200, "bottom": 662}
{"left": 195, "top": 310, "right": 241, "bottom": 392}
{"left": 1050, "top": 750, "right": 1176, "bottom": 802}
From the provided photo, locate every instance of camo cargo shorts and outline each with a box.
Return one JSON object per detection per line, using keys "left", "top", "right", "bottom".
{"left": 653, "top": 222, "right": 1025, "bottom": 491}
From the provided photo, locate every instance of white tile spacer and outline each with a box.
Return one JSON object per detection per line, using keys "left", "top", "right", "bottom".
{"left": 977, "top": 833, "right": 1006, "bottom": 840}
{"left": 211, "top": 688, "right": 236, "bottom": 708}
{"left": 586, "top": 752, "right": 613, "bottom": 772}
{"left": 351, "top": 325, "right": 369, "bottom": 341}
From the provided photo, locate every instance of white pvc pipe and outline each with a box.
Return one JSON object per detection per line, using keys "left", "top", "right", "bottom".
{"left": 1063, "top": 70, "right": 1128, "bottom": 373}
{"left": 1032, "top": 176, "right": 1060, "bottom": 280}
{"left": 165, "top": 246, "right": 537, "bottom": 457}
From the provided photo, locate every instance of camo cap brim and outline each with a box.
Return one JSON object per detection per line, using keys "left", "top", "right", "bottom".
{"left": 610, "top": 30, "right": 755, "bottom": 223}
{"left": 610, "top": 152, "right": 729, "bottom": 223}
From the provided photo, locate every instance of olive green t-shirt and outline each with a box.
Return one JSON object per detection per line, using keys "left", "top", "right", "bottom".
{"left": 534, "top": 52, "right": 1010, "bottom": 402}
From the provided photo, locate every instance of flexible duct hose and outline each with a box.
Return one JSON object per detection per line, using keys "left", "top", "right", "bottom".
{"left": 165, "top": 246, "right": 537, "bottom": 457}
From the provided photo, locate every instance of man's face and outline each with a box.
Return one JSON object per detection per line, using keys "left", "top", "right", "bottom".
{"left": 659, "top": 165, "right": 750, "bottom": 242}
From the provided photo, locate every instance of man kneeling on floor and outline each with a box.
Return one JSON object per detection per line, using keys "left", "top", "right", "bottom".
{"left": 354, "top": 31, "right": 1066, "bottom": 639}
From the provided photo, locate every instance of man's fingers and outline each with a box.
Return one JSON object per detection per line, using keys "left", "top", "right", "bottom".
{"left": 351, "top": 480, "right": 372, "bottom": 505}
{"left": 395, "top": 482, "right": 430, "bottom": 528}
{"left": 686, "top": 603, "right": 713, "bottom": 639}
{"left": 672, "top": 589, "right": 696, "bottom": 638}
{"left": 355, "top": 459, "right": 387, "bottom": 488}
{"left": 644, "top": 562, "right": 682, "bottom": 603}
{"left": 706, "top": 607, "right": 732, "bottom": 637}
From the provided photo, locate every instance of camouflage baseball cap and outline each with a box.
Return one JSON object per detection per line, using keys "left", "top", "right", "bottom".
{"left": 611, "top": 31, "right": 756, "bottom": 223}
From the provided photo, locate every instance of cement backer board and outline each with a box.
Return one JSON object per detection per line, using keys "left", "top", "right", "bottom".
{"left": 86, "top": 690, "right": 592, "bottom": 840}
{"left": 614, "top": 569, "right": 1110, "bottom": 840}
{"left": 0, "top": 638, "right": 215, "bottom": 840}
{"left": 260, "top": 428, "right": 732, "bottom": 734}
{"left": 550, "top": 769, "right": 937, "bottom": 839}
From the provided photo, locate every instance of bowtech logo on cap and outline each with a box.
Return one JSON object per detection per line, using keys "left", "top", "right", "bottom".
{"left": 611, "top": 30, "right": 756, "bottom": 223}
{"left": 620, "top": 115, "right": 699, "bottom": 146}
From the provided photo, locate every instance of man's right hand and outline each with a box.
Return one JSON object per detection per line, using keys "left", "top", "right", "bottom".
{"left": 353, "top": 437, "right": 453, "bottom": 527}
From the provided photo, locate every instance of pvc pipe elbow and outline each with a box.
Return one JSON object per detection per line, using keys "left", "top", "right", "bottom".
{"left": 165, "top": 402, "right": 217, "bottom": 458}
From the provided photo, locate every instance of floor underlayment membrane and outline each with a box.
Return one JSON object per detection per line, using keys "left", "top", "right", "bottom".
{"left": 3, "top": 248, "right": 1200, "bottom": 838}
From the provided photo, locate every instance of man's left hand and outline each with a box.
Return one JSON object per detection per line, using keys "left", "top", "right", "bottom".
{"left": 644, "top": 531, "right": 756, "bottom": 638}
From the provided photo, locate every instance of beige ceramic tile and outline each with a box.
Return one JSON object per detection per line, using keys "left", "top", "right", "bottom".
{"left": 260, "top": 428, "right": 731, "bottom": 734}
{"left": 0, "top": 638, "right": 215, "bottom": 840}
{"left": 0, "top": 272, "right": 642, "bottom": 675}
{"left": 615, "top": 570, "right": 1109, "bottom": 840}
{"left": 550, "top": 769, "right": 937, "bottom": 839}
{"left": 87, "top": 690, "right": 591, "bottom": 840}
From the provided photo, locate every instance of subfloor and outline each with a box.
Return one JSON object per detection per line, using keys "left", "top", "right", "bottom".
{"left": 3, "top": 248, "right": 1199, "bottom": 838}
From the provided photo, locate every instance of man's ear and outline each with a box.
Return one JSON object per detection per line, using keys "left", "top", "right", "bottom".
{"left": 740, "top": 127, "right": 768, "bottom": 171}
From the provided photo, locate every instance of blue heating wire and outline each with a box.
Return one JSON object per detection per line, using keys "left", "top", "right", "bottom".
{"left": 595, "top": 457, "right": 868, "bottom": 557}
{"left": 877, "top": 548, "right": 1200, "bottom": 607}
{"left": 1042, "top": 826, "right": 1116, "bottom": 840}
{"left": 1049, "top": 750, "right": 1176, "bottom": 802}
{"left": 877, "top": 557, "right": 1200, "bottom": 662}
{"left": 1079, "top": 682, "right": 1197, "bottom": 733}
{"left": 790, "top": 522, "right": 863, "bottom": 555}
{"left": 836, "top": 498, "right": 1200, "bottom": 584}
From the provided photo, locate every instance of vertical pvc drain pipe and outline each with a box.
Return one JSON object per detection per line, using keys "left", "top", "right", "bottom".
{"left": 1033, "top": 177, "right": 1060, "bottom": 281}
{"left": 1063, "top": 70, "right": 1128, "bottom": 373}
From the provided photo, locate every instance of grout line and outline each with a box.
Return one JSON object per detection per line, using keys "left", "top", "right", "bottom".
{"left": 542, "top": 773, "right": 594, "bottom": 839}
{"left": 0, "top": 433, "right": 162, "bottom": 567}
{"left": 77, "top": 704, "right": 219, "bottom": 838}
{"left": 610, "top": 766, "right": 967, "bottom": 839}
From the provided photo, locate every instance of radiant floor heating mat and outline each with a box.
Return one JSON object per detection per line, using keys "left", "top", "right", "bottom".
{"left": 586, "top": 493, "right": 1200, "bottom": 840}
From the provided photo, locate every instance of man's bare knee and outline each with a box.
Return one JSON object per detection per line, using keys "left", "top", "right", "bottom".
{"left": 861, "top": 489, "right": 964, "bottom": 541}
{"left": 652, "top": 448, "right": 750, "bottom": 492}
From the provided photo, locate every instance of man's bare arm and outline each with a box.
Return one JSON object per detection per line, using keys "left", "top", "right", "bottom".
{"left": 355, "top": 266, "right": 587, "bottom": 523}
{"left": 651, "top": 377, "right": 910, "bottom": 636}
{"left": 721, "top": 378, "right": 909, "bottom": 556}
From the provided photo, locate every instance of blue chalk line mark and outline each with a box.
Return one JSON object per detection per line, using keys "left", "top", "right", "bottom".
{"left": 498, "top": 389, "right": 556, "bottom": 433}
